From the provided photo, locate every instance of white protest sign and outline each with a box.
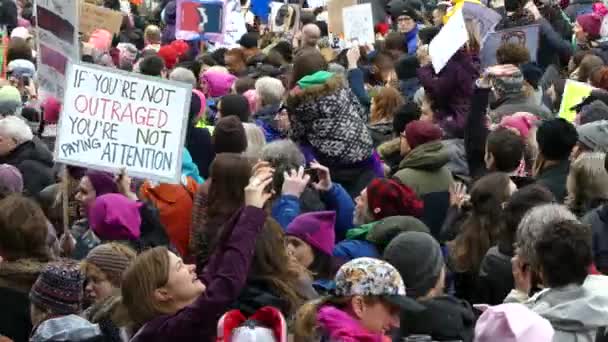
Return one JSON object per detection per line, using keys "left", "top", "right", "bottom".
{"left": 342, "top": 3, "right": 375, "bottom": 45}
{"left": 429, "top": 9, "right": 468, "bottom": 73}
{"left": 55, "top": 63, "right": 192, "bottom": 183}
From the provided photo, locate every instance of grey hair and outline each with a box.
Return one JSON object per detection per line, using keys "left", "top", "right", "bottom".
{"left": 0, "top": 115, "right": 33, "bottom": 144}
{"left": 516, "top": 204, "right": 577, "bottom": 267}
{"left": 255, "top": 77, "right": 285, "bottom": 107}
{"left": 169, "top": 67, "right": 197, "bottom": 88}
{"left": 260, "top": 139, "right": 305, "bottom": 168}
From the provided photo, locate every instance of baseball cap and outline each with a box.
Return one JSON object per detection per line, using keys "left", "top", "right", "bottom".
{"left": 333, "top": 257, "right": 425, "bottom": 312}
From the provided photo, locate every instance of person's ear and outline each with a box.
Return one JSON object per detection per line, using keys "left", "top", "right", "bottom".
{"left": 153, "top": 287, "right": 171, "bottom": 303}
{"left": 350, "top": 295, "right": 366, "bottom": 319}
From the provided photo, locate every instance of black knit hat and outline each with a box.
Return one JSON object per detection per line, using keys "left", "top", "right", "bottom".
{"left": 213, "top": 116, "right": 247, "bottom": 154}
{"left": 238, "top": 32, "right": 259, "bottom": 49}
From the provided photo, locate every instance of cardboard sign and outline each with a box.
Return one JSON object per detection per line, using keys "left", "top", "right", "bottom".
{"left": 55, "top": 63, "right": 192, "bottom": 183}
{"left": 342, "top": 3, "right": 375, "bottom": 45}
{"left": 328, "top": 0, "right": 356, "bottom": 35}
{"left": 480, "top": 24, "right": 540, "bottom": 68}
{"left": 80, "top": 3, "right": 124, "bottom": 37}
{"left": 35, "top": 0, "right": 79, "bottom": 100}
{"left": 429, "top": 9, "right": 468, "bottom": 73}
{"left": 559, "top": 80, "right": 593, "bottom": 122}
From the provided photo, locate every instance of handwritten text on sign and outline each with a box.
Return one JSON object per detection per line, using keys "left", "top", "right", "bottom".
{"left": 55, "top": 63, "right": 192, "bottom": 183}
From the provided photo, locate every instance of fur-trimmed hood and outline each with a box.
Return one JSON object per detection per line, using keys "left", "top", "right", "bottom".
{"left": 0, "top": 258, "right": 48, "bottom": 293}
{"left": 286, "top": 74, "right": 347, "bottom": 110}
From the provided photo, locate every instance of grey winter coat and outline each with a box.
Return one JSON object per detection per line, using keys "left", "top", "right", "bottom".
{"left": 505, "top": 275, "right": 608, "bottom": 342}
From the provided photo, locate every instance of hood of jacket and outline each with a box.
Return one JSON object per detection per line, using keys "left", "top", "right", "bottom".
{"left": 317, "top": 305, "right": 385, "bottom": 342}
{"left": 1, "top": 138, "right": 54, "bottom": 168}
{"left": 31, "top": 315, "right": 102, "bottom": 342}
{"left": 286, "top": 73, "right": 346, "bottom": 109}
{"left": 530, "top": 275, "right": 608, "bottom": 334}
{"left": 0, "top": 258, "right": 48, "bottom": 293}
{"left": 181, "top": 149, "right": 204, "bottom": 184}
{"left": 399, "top": 295, "right": 475, "bottom": 342}
{"left": 399, "top": 141, "right": 450, "bottom": 171}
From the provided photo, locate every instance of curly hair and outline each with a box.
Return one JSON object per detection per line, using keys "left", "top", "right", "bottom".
{"left": 495, "top": 42, "right": 530, "bottom": 66}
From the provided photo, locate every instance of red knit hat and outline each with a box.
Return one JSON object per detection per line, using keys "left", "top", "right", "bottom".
{"left": 405, "top": 120, "right": 442, "bottom": 150}
{"left": 366, "top": 178, "right": 424, "bottom": 220}
{"left": 577, "top": 3, "right": 608, "bottom": 38}
{"left": 217, "top": 306, "right": 287, "bottom": 342}
{"left": 375, "top": 22, "right": 389, "bottom": 36}
{"left": 158, "top": 45, "right": 179, "bottom": 70}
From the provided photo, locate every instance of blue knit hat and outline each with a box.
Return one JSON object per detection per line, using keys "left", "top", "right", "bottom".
{"left": 30, "top": 261, "right": 85, "bottom": 315}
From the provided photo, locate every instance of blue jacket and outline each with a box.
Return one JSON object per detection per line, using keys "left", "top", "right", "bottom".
{"left": 333, "top": 240, "right": 380, "bottom": 261}
{"left": 272, "top": 183, "right": 354, "bottom": 240}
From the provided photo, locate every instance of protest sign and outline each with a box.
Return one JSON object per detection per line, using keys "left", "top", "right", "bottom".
{"left": 55, "top": 63, "right": 192, "bottom": 183}
{"left": 429, "top": 9, "right": 468, "bottom": 73}
{"left": 270, "top": 2, "right": 300, "bottom": 33}
{"left": 176, "top": 0, "right": 225, "bottom": 42}
{"left": 558, "top": 80, "right": 593, "bottom": 122}
{"left": 480, "top": 24, "right": 540, "bottom": 68}
{"left": 328, "top": 0, "right": 356, "bottom": 35}
{"left": 342, "top": 3, "right": 375, "bottom": 45}
{"left": 461, "top": 2, "right": 501, "bottom": 42}
{"left": 35, "top": 0, "right": 79, "bottom": 100}
{"left": 223, "top": 0, "right": 248, "bottom": 47}
{"left": 80, "top": 3, "right": 123, "bottom": 38}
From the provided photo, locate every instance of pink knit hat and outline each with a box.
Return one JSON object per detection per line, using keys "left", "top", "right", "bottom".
{"left": 42, "top": 96, "right": 61, "bottom": 124}
{"left": 499, "top": 112, "right": 539, "bottom": 138}
{"left": 201, "top": 70, "right": 237, "bottom": 98}
{"left": 192, "top": 89, "right": 207, "bottom": 120}
{"left": 88, "top": 29, "right": 113, "bottom": 52}
{"left": 475, "top": 303, "right": 554, "bottom": 342}
{"left": 286, "top": 211, "right": 336, "bottom": 255}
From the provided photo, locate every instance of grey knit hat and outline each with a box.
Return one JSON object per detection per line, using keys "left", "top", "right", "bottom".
{"left": 383, "top": 231, "right": 444, "bottom": 299}
{"left": 577, "top": 120, "right": 608, "bottom": 152}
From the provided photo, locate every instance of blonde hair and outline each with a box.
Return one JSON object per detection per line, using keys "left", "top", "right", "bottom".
{"left": 566, "top": 152, "right": 608, "bottom": 214}
{"left": 121, "top": 246, "right": 171, "bottom": 327}
{"left": 144, "top": 25, "right": 161, "bottom": 44}
{"left": 243, "top": 122, "right": 266, "bottom": 159}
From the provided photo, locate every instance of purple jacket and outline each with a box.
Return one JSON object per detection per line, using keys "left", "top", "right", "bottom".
{"left": 417, "top": 50, "right": 479, "bottom": 138}
{"left": 130, "top": 206, "right": 267, "bottom": 342}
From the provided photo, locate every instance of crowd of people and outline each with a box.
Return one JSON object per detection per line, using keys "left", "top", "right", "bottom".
{"left": 3, "top": 0, "right": 608, "bottom": 340}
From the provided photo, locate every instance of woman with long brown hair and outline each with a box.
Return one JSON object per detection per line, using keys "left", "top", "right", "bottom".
{"left": 121, "top": 165, "right": 273, "bottom": 341}
{"left": 233, "top": 218, "right": 314, "bottom": 318}
{"left": 189, "top": 153, "right": 252, "bottom": 267}
{"left": 447, "top": 173, "right": 516, "bottom": 303}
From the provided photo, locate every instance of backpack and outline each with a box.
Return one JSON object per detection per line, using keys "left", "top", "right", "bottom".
{"left": 139, "top": 177, "right": 198, "bottom": 256}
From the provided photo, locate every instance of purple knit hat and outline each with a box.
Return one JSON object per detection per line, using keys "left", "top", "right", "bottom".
{"left": 286, "top": 211, "right": 336, "bottom": 255}
{"left": 85, "top": 170, "right": 119, "bottom": 196}
{"left": 0, "top": 164, "right": 23, "bottom": 193}
{"left": 29, "top": 260, "right": 85, "bottom": 315}
{"left": 89, "top": 194, "right": 143, "bottom": 241}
